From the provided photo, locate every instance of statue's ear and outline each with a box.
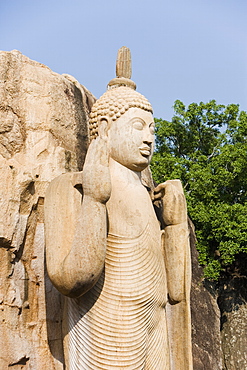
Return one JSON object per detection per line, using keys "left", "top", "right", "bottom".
{"left": 98, "top": 116, "right": 110, "bottom": 140}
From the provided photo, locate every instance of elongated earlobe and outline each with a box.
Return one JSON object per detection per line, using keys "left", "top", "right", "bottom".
{"left": 98, "top": 116, "right": 110, "bottom": 140}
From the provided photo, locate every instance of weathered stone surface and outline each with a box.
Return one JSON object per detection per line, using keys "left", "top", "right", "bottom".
{"left": 221, "top": 303, "right": 247, "bottom": 369}
{"left": 1, "top": 49, "right": 245, "bottom": 370}
{"left": 190, "top": 220, "right": 223, "bottom": 370}
{"left": 0, "top": 50, "right": 95, "bottom": 369}
{"left": 218, "top": 266, "right": 247, "bottom": 370}
{"left": 44, "top": 50, "right": 193, "bottom": 369}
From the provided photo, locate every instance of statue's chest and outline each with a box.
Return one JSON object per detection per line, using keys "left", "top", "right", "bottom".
{"left": 105, "top": 223, "right": 167, "bottom": 306}
{"left": 105, "top": 184, "right": 166, "bottom": 305}
{"left": 106, "top": 183, "right": 160, "bottom": 238}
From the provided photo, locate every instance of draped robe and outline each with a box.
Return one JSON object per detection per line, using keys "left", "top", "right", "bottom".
{"left": 45, "top": 168, "right": 192, "bottom": 369}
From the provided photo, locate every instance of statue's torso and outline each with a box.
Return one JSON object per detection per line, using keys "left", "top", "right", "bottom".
{"left": 67, "top": 179, "right": 170, "bottom": 369}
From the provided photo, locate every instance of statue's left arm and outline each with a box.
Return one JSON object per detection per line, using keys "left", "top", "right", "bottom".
{"left": 153, "top": 180, "right": 190, "bottom": 303}
{"left": 154, "top": 179, "right": 193, "bottom": 369}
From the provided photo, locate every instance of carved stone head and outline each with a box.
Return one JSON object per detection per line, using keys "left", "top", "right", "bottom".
{"left": 88, "top": 47, "right": 154, "bottom": 171}
{"left": 89, "top": 86, "right": 153, "bottom": 140}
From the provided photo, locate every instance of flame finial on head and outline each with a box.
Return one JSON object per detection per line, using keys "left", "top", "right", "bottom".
{"left": 116, "top": 46, "right": 132, "bottom": 79}
{"left": 108, "top": 46, "right": 136, "bottom": 90}
{"left": 89, "top": 47, "right": 152, "bottom": 141}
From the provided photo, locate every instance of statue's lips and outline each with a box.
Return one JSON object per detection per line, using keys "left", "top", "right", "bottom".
{"left": 139, "top": 146, "right": 151, "bottom": 157}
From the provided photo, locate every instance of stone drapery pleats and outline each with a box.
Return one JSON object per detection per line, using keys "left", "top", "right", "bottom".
{"left": 67, "top": 222, "right": 169, "bottom": 369}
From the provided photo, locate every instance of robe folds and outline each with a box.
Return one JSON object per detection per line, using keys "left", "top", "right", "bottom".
{"left": 44, "top": 168, "right": 193, "bottom": 369}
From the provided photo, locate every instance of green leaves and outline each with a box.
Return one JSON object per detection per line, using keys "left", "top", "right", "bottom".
{"left": 151, "top": 100, "right": 247, "bottom": 280}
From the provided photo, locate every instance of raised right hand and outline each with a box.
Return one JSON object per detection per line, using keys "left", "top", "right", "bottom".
{"left": 82, "top": 137, "right": 111, "bottom": 204}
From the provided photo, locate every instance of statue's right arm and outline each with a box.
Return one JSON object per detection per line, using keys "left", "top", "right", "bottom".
{"left": 44, "top": 138, "right": 111, "bottom": 298}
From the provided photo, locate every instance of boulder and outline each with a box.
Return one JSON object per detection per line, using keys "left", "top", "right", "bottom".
{"left": 189, "top": 220, "right": 223, "bottom": 369}
{"left": 0, "top": 50, "right": 95, "bottom": 369}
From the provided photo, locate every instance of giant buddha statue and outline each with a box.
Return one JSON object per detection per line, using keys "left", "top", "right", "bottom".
{"left": 44, "top": 47, "right": 193, "bottom": 369}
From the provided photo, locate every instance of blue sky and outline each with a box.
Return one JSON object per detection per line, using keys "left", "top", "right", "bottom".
{"left": 1, "top": 0, "right": 246, "bottom": 119}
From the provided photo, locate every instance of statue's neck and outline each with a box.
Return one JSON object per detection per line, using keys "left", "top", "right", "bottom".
{"left": 109, "top": 158, "right": 142, "bottom": 188}
{"left": 107, "top": 158, "right": 153, "bottom": 237}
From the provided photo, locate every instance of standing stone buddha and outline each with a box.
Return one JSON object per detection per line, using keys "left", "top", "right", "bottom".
{"left": 44, "top": 47, "right": 193, "bottom": 369}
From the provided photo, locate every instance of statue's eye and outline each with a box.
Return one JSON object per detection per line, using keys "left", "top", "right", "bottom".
{"left": 132, "top": 121, "right": 144, "bottom": 130}
{"left": 149, "top": 123, "right": 155, "bottom": 135}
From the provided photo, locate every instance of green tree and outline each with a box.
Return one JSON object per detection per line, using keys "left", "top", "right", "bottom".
{"left": 151, "top": 100, "right": 247, "bottom": 280}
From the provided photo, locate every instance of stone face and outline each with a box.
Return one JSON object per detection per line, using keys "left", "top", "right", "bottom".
{"left": 0, "top": 50, "right": 95, "bottom": 369}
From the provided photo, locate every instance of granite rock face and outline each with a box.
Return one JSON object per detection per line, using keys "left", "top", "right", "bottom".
{"left": 189, "top": 221, "right": 223, "bottom": 370}
{"left": 218, "top": 260, "right": 247, "bottom": 370}
{"left": 0, "top": 50, "right": 95, "bottom": 369}
{"left": 190, "top": 221, "right": 247, "bottom": 370}
{"left": 1, "top": 50, "right": 245, "bottom": 370}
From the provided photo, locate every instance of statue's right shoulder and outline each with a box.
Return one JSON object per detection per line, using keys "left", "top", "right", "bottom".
{"left": 45, "top": 171, "right": 83, "bottom": 231}
{"left": 44, "top": 172, "right": 83, "bottom": 279}
{"left": 46, "top": 171, "right": 83, "bottom": 198}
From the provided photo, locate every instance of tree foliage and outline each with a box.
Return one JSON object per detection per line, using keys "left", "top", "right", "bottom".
{"left": 151, "top": 100, "right": 247, "bottom": 280}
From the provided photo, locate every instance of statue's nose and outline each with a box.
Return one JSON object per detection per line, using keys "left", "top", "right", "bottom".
{"left": 143, "top": 128, "right": 153, "bottom": 145}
